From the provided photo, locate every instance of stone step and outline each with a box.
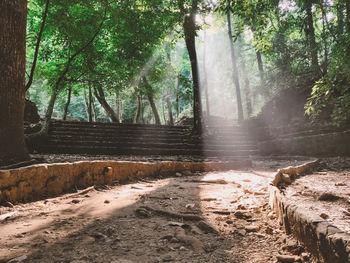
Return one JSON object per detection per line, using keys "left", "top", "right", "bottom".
{"left": 49, "top": 130, "right": 252, "bottom": 142}
{"left": 46, "top": 139, "right": 257, "bottom": 151}
{"left": 50, "top": 120, "right": 189, "bottom": 131}
{"left": 39, "top": 144, "right": 259, "bottom": 157}
{"left": 48, "top": 135, "right": 256, "bottom": 145}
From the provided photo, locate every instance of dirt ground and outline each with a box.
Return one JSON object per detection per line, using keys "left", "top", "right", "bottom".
{"left": 0, "top": 158, "right": 319, "bottom": 263}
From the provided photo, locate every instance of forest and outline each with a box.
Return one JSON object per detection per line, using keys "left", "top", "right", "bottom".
{"left": 23, "top": 0, "right": 350, "bottom": 125}
{"left": 1, "top": 0, "right": 350, "bottom": 165}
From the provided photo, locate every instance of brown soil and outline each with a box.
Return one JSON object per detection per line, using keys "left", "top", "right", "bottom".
{"left": 0, "top": 158, "right": 318, "bottom": 263}
{"left": 284, "top": 158, "right": 350, "bottom": 234}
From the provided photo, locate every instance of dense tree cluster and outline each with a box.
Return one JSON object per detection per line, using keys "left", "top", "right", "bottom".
{"left": 1, "top": 0, "right": 349, "bottom": 165}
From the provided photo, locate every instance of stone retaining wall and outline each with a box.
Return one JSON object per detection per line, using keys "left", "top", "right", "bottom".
{"left": 0, "top": 160, "right": 251, "bottom": 205}
{"left": 259, "top": 130, "right": 350, "bottom": 156}
{"left": 269, "top": 161, "right": 350, "bottom": 263}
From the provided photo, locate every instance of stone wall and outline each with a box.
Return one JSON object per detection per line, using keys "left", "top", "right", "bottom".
{"left": 0, "top": 160, "right": 251, "bottom": 205}
{"left": 269, "top": 161, "right": 350, "bottom": 263}
{"left": 259, "top": 130, "right": 350, "bottom": 156}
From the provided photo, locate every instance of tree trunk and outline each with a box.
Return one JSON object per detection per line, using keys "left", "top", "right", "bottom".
{"left": 202, "top": 30, "right": 210, "bottom": 118}
{"left": 117, "top": 97, "right": 123, "bottom": 123}
{"left": 115, "top": 94, "right": 123, "bottom": 123}
{"left": 166, "top": 51, "right": 174, "bottom": 125}
{"left": 256, "top": 50, "right": 264, "bottom": 85}
{"left": 91, "top": 93, "right": 97, "bottom": 122}
{"left": 134, "top": 94, "right": 142, "bottom": 124}
{"left": 305, "top": 0, "right": 320, "bottom": 74}
{"left": 250, "top": 28, "right": 267, "bottom": 97}
{"left": 83, "top": 87, "right": 90, "bottom": 121}
{"left": 45, "top": 88, "right": 58, "bottom": 122}
{"left": 237, "top": 37, "right": 252, "bottom": 118}
{"left": 175, "top": 76, "right": 180, "bottom": 119}
{"left": 88, "top": 86, "right": 93, "bottom": 122}
{"left": 227, "top": 11, "right": 244, "bottom": 123}
{"left": 63, "top": 86, "right": 72, "bottom": 120}
{"left": 142, "top": 76, "right": 161, "bottom": 125}
{"left": 94, "top": 86, "right": 118, "bottom": 122}
{"left": 183, "top": 0, "right": 203, "bottom": 133}
{"left": 0, "top": 0, "right": 30, "bottom": 165}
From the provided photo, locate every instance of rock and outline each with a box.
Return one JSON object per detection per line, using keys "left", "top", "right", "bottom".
{"left": 110, "top": 260, "right": 135, "bottom": 263}
{"left": 245, "top": 225, "right": 259, "bottom": 232}
{"left": 162, "top": 254, "right": 174, "bottom": 262}
{"left": 182, "top": 170, "right": 192, "bottom": 176}
{"left": 104, "top": 200, "right": 110, "bottom": 204}
{"left": 236, "top": 229, "right": 246, "bottom": 236}
{"left": 318, "top": 192, "right": 341, "bottom": 201}
{"left": 135, "top": 208, "right": 151, "bottom": 218}
{"left": 175, "top": 172, "right": 182, "bottom": 177}
{"left": 265, "top": 226, "right": 273, "bottom": 235}
{"left": 8, "top": 255, "right": 28, "bottom": 262}
{"left": 179, "top": 246, "right": 187, "bottom": 251}
{"left": 185, "top": 203, "right": 195, "bottom": 210}
{"left": 197, "top": 220, "right": 217, "bottom": 233}
{"left": 234, "top": 211, "right": 252, "bottom": 220}
{"left": 168, "top": 221, "right": 187, "bottom": 227}
{"left": 267, "top": 212, "right": 276, "bottom": 219}
{"left": 319, "top": 213, "right": 329, "bottom": 219}
{"left": 276, "top": 255, "right": 301, "bottom": 262}
{"left": 71, "top": 199, "right": 80, "bottom": 204}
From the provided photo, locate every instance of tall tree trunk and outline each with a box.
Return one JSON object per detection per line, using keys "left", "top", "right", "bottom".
{"left": 63, "top": 86, "right": 72, "bottom": 120}
{"left": 88, "top": 86, "right": 93, "bottom": 122}
{"left": 202, "top": 30, "right": 210, "bottom": 118}
{"left": 0, "top": 0, "right": 30, "bottom": 165}
{"left": 94, "top": 86, "right": 118, "bottom": 122}
{"left": 83, "top": 87, "right": 90, "bottom": 121}
{"left": 175, "top": 76, "right": 180, "bottom": 119}
{"left": 166, "top": 52, "right": 174, "bottom": 125}
{"left": 256, "top": 50, "right": 264, "bottom": 84}
{"left": 227, "top": 11, "right": 244, "bottom": 123}
{"left": 166, "top": 97, "right": 174, "bottom": 125}
{"left": 25, "top": 0, "right": 50, "bottom": 91}
{"left": 115, "top": 94, "right": 123, "bottom": 123}
{"left": 183, "top": 0, "right": 203, "bottom": 133}
{"left": 142, "top": 76, "right": 161, "bottom": 125}
{"left": 305, "top": 0, "right": 320, "bottom": 74}
{"left": 237, "top": 37, "right": 252, "bottom": 118}
{"left": 134, "top": 94, "right": 142, "bottom": 124}
{"left": 250, "top": 28, "right": 266, "bottom": 96}
{"left": 45, "top": 88, "right": 58, "bottom": 123}
{"left": 91, "top": 92, "right": 97, "bottom": 122}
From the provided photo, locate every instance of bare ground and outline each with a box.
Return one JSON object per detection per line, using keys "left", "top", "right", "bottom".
{"left": 0, "top": 158, "right": 319, "bottom": 263}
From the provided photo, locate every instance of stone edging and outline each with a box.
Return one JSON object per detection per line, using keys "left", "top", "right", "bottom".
{"left": 0, "top": 159, "right": 251, "bottom": 205}
{"left": 269, "top": 160, "right": 350, "bottom": 263}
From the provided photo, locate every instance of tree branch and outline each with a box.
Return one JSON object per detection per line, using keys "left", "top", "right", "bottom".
{"left": 25, "top": 0, "right": 50, "bottom": 91}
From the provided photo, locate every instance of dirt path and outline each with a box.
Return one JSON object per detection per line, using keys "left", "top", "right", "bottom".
{"left": 0, "top": 159, "right": 315, "bottom": 263}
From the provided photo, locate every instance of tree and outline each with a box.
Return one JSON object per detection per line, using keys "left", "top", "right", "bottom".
{"left": 181, "top": 0, "right": 203, "bottom": 133}
{"left": 0, "top": 0, "right": 30, "bottom": 166}
{"left": 227, "top": 11, "right": 243, "bottom": 122}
